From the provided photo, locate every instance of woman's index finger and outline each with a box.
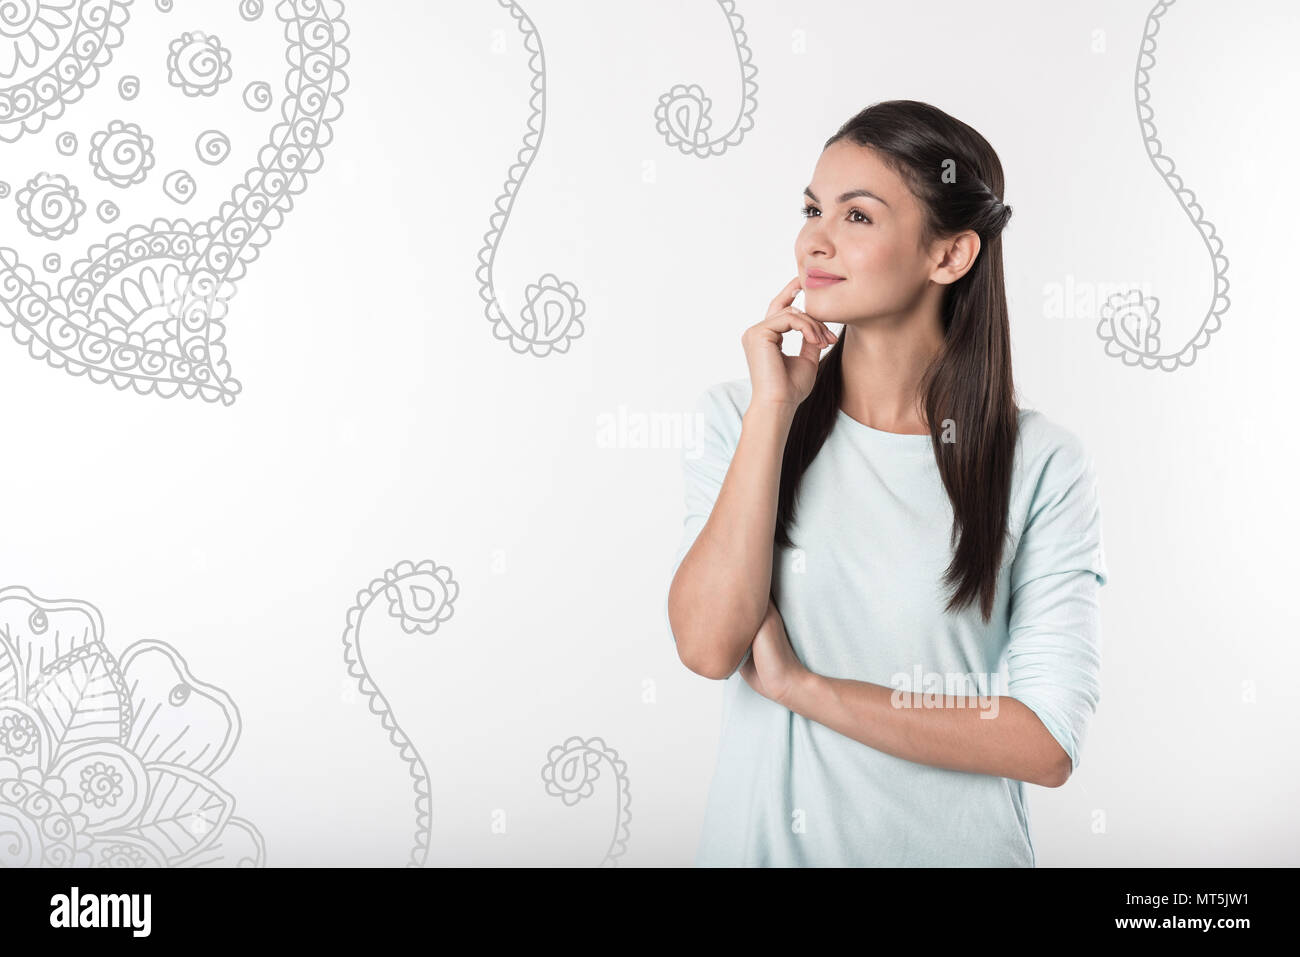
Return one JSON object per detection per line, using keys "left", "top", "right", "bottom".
{"left": 768, "top": 275, "right": 803, "bottom": 312}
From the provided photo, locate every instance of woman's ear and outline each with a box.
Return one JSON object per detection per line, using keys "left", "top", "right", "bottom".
{"left": 930, "top": 230, "right": 982, "bottom": 286}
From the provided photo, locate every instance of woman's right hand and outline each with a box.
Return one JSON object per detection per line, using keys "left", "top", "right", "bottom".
{"left": 741, "top": 275, "right": 838, "bottom": 410}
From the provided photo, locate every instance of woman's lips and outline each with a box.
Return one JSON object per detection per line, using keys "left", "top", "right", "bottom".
{"left": 805, "top": 275, "right": 846, "bottom": 289}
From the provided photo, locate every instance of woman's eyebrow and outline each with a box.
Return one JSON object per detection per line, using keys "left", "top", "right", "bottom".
{"left": 803, "top": 186, "right": 890, "bottom": 209}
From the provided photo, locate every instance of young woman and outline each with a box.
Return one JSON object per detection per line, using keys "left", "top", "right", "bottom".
{"left": 665, "top": 100, "right": 1109, "bottom": 867}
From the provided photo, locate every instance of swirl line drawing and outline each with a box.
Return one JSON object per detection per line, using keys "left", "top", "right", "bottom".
{"left": 340, "top": 559, "right": 458, "bottom": 868}
{"left": 1095, "top": 0, "right": 1230, "bottom": 370}
{"left": 476, "top": 0, "right": 586, "bottom": 357}
{"left": 0, "top": 585, "right": 265, "bottom": 867}
{"left": 0, "top": 1, "right": 133, "bottom": 142}
{"left": 340, "top": 561, "right": 632, "bottom": 866}
{"left": 540, "top": 735, "right": 631, "bottom": 867}
{"left": 0, "top": 0, "right": 351, "bottom": 404}
{"left": 653, "top": 0, "right": 758, "bottom": 158}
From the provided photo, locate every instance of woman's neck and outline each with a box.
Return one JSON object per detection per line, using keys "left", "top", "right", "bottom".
{"left": 838, "top": 307, "right": 945, "bottom": 435}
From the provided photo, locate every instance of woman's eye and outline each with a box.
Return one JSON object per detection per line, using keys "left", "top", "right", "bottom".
{"left": 799, "top": 204, "right": 870, "bottom": 224}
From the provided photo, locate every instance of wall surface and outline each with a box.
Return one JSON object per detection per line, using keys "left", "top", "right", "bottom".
{"left": 0, "top": 0, "right": 1295, "bottom": 867}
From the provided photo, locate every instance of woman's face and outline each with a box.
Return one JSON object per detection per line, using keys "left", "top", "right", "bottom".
{"left": 795, "top": 139, "right": 943, "bottom": 325}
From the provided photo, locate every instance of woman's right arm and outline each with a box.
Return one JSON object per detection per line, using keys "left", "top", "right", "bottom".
{"left": 667, "top": 276, "right": 836, "bottom": 679}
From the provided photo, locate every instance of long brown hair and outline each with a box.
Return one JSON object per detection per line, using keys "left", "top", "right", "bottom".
{"left": 776, "top": 100, "right": 1017, "bottom": 622}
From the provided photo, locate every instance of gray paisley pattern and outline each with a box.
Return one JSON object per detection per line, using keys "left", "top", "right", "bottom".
{"left": 540, "top": 736, "right": 631, "bottom": 867}
{"left": 0, "top": 0, "right": 642, "bottom": 869}
{"left": 0, "top": 585, "right": 264, "bottom": 867}
{"left": 338, "top": 561, "right": 633, "bottom": 867}
{"left": 477, "top": 0, "right": 587, "bottom": 357}
{"left": 0, "top": 0, "right": 351, "bottom": 404}
{"left": 0, "top": 1, "right": 130, "bottom": 143}
{"left": 1096, "top": 0, "right": 1230, "bottom": 370}
{"left": 653, "top": 0, "right": 758, "bottom": 158}
{"left": 340, "top": 559, "right": 458, "bottom": 868}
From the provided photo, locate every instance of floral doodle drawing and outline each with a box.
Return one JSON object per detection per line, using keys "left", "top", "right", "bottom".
{"left": 0, "top": 585, "right": 265, "bottom": 867}
{"left": 653, "top": 0, "right": 758, "bottom": 159}
{"left": 340, "top": 559, "right": 458, "bottom": 868}
{"left": 1096, "top": 0, "right": 1230, "bottom": 370}
{"left": 341, "top": 562, "right": 632, "bottom": 866}
{"left": 0, "top": 0, "right": 130, "bottom": 140}
{"left": 0, "top": 0, "right": 350, "bottom": 404}
{"left": 477, "top": 0, "right": 586, "bottom": 357}
{"left": 540, "top": 735, "right": 631, "bottom": 867}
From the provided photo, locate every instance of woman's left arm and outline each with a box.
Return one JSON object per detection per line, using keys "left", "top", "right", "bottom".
{"left": 742, "top": 598, "right": 1078, "bottom": 788}
{"left": 745, "top": 435, "right": 1109, "bottom": 790}
{"left": 781, "top": 666, "right": 1073, "bottom": 788}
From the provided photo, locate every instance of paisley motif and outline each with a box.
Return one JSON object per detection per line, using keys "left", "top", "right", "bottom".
{"left": 0, "top": 0, "right": 351, "bottom": 404}
{"left": 0, "top": 585, "right": 263, "bottom": 867}
{"left": 1096, "top": 0, "right": 1230, "bottom": 370}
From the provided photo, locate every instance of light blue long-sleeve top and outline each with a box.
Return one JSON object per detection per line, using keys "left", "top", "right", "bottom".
{"left": 665, "top": 377, "right": 1109, "bottom": 867}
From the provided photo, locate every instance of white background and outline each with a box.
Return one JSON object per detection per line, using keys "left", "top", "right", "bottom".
{"left": 1, "top": 0, "right": 1296, "bottom": 866}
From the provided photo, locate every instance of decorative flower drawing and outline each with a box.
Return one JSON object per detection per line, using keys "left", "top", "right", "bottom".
{"left": 0, "top": 0, "right": 351, "bottom": 403}
{"left": 14, "top": 171, "right": 84, "bottom": 238}
{"left": 341, "top": 559, "right": 460, "bottom": 868}
{"left": 1094, "top": 0, "right": 1230, "bottom": 370}
{"left": 382, "top": 560, "right": 459, "bottom": 636}
{"left": 166, "top": 30, "right": 232, "bottom": 97}
{"left": 518, "top": 273, "right": 586, "bottom": 356}
{"left": 0, "top": 0, "right": 129, "bottom": 143}
{"left": 479, "top": 2, "right": 588, "bottom": 358}
{"left": 0, "top": 585, "right": 266, "bottom": 868}
{"left": 652, "top": 1, "right": 758, "bottom": 158}
{"left": 92, "top": 261, "right": 230, "bottom": 343}
{"left": 88, "top": 119, "right": 156, "bottom": 188}
{"left": 540, "top": 735, "right": 631, "bottom": 866}
{"left": 0, "top": 0, "right": 77, "bottom": 80}
{"left": 1099, "top": 289, "right": 1162, "bottom": 360}
{"left": 655, "top": 83, "right": 713, "bottom": 151}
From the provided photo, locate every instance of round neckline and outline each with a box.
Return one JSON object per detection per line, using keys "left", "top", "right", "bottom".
{"left": 835, "top": 408, "right": 934, "bottom": 447}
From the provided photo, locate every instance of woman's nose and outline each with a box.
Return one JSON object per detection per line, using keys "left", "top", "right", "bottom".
{"left": 797, "top": 230, "right": 832, "bottom": 258}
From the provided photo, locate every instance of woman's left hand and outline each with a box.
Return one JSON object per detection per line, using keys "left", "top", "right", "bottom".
{"left": 739, "top": 598, "right": 808, "bottom": 707}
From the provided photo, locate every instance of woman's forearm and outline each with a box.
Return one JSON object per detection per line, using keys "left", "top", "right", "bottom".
{"left": 668, "top": 402, "right": 795, "bottom": 679}
{"left": 782, "top": 672, "right": 1072, "bottom": 788}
